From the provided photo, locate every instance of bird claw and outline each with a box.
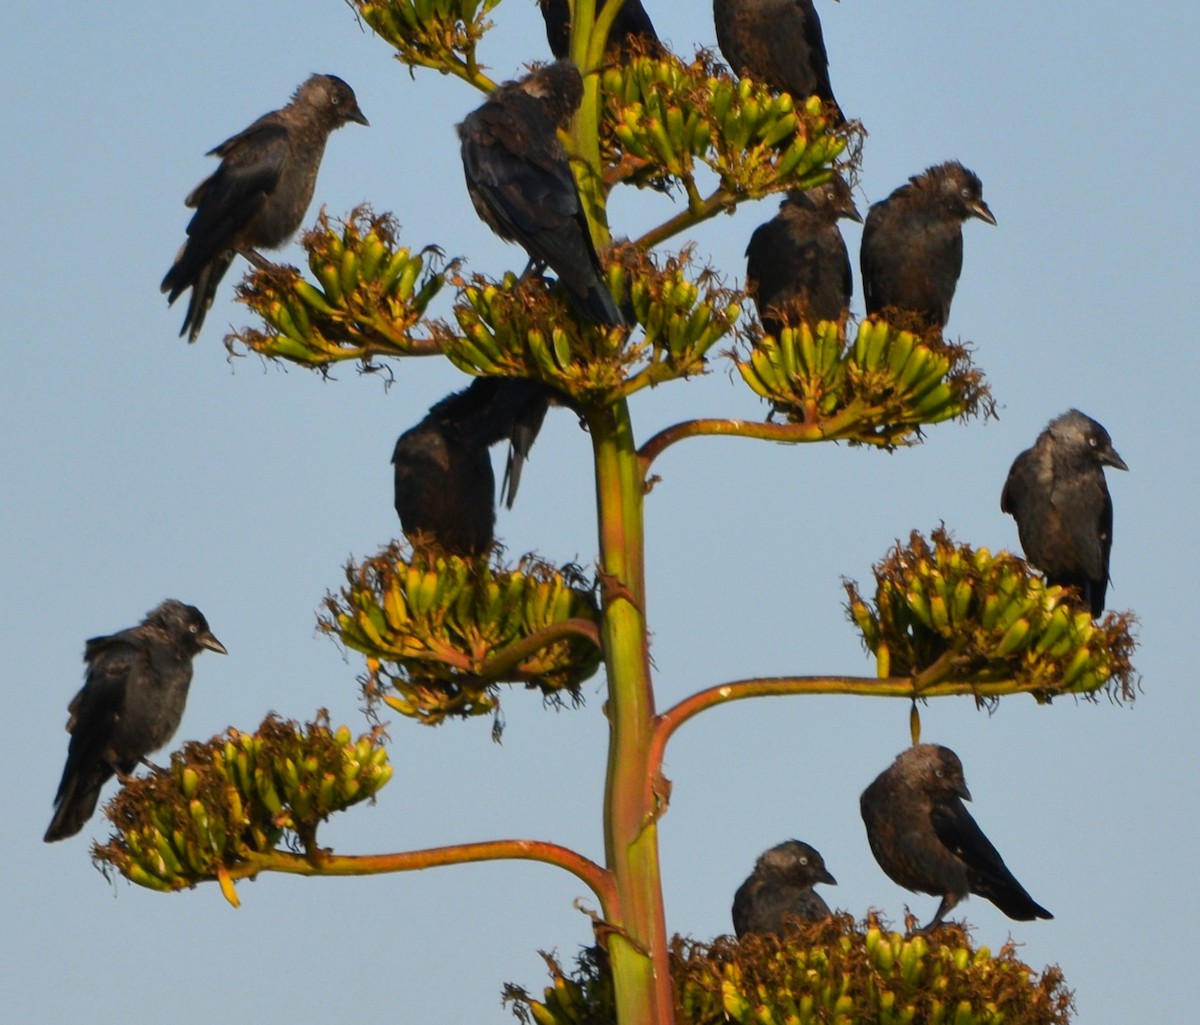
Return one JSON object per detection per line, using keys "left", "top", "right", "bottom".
{"left": 237, "top": 247, "right": 274, "bottom": 271}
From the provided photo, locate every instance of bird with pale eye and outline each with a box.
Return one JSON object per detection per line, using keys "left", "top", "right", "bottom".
{"left": 1002, "top": 409, "right": 1128, "bottom": 617}
{"left": 45, "top": 600, "right": 227, "bottom": 842}
{"left": 162, "top": 74, "right": 368, "bottom": 342}
{"left": 860, "top": 744, "right": 1051, "bottom": 932}
{"left": 860, "top": 161, "right": 995, "bottom": 332}
{"left": 732, "top": 839, "right": 837, "bottom": 937}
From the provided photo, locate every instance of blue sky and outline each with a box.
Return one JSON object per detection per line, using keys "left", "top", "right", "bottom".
{"left": 3, "top": 2, "right": 1197, "bottom": 1022}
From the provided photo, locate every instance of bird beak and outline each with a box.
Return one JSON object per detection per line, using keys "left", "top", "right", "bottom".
{"left": 968, "top": 199, "right": 996, "bottom": 226}
{"left": 200, "top": 633, "right": 228, "bottom": 655}
{"left": 841, "top": 201, "right": 864, "bottom": 224}
{"left": 954, "top": 782, "right": 973, "bottom": 801}
{"left": 1103, "top": 447, "right": 1129, "bottom": 472}
{"left": 348, "top": 105, "right": 369, "bottom": 127}
{"left": 819, "top": 869, "right": 838, "bottom": 886}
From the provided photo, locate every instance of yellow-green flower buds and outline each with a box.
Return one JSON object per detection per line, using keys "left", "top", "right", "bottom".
{"left": 323, "top": 543, "right": 602, "bottom": 726}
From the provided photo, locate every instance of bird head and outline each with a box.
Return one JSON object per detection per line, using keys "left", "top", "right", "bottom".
{"left": 302, "top": 74, "right": 370, "bottom": 128}
{"left": 902, "top": 743, "right": 972, "bottom": 801}
{"left": 788, "top": 174, "right": 862, "bottom": 223}
{"left": 520, "top": 60, "right": 585, "bottom": 125}
{"left": 925, "top": 161, "right": 996, "bottom": 225}
{"left": 1050, "top": 409, "right": 1129, "bottom": 472}
{"left": 757, "top": 839, "right": 837, "bottom": 887}
{"left": 148, "top": 600, "right": 228, "bottom": 656}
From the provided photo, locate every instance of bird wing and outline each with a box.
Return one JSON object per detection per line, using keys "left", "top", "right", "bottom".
{"left": 184, "top": 121, "right": 291, "bottom": 248}
{"left": 462, "top": 106, "right": 582, "bottom": 240}
{"left": 790, "top": 0, "right": 837, "bottom": 105}
{"left": 999, "top": 455, "right": 1023, "bottom": 515}
{"left": 1058, "top": 473, "right": 1113, "bottom": 582}
{"left": 57, "top": 637, "right": 142, "bottom": 792}
{"left": 736, "top": 1, "right": 838, "bottom": 115}
{"left": 745, "top": 218, "right": 788, "bottom": 314}
{"left": 859, "top": 210, "right": 883, "bottom": 313}
{"left": 1051, "top": 471, "right": 1113, "bottom": 614}
{"left": 931, "top": 797, "right": 1050, "bottom": 920}
{"left": 161, "top": 120, "right": 290, "bottom": 310}
{"left": 861, "top": 202, "right": 962, "bottom": 326}
{"left": 929, "top": 797, "right": 1010, "bottom": 879}
{"left": 616, "top": 0, "right": 659, "bottom": 46}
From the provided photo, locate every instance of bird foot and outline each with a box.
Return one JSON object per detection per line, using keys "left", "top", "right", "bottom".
{"left": 237, "top": 247, "right": 274, "bottom": 271}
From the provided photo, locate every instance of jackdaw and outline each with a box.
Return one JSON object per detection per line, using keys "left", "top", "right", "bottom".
{"left": 393, "top": 378, "right": 555, "bottom": 554}
{"left": 539, "top": 0, "right": 660, "bottom": 59}
{"left": 732, "top": 839, "right": 837, "bottom": 937}
{"left": 1001, "top": 409, "right": 1128, "bottom": 617}
{"left": 860, "top": 744, "right": 1052, "bottom": 931}
{"left": 45, "top": 600, "right": 226, "bottom": 842}
{"left": 860, "top": 161, "right": 995, "bottom": 332}
{"left": 713, "top": 0, "right": 843, "bottom": 123}
{"left": 745, "top": 175, "right": 860, "bottom": 336}
{"left": 162, "top": 74, "right": 368, "bottom": 342}
{"left": 458, "top": 60, "right": 624, "bottom": 327}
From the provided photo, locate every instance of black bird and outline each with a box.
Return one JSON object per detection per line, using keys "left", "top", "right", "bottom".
{"left": 713, "top": 0, "right": 843, "bottom": 123}
{"left": 458, "top": 60, "right": 624, "bottom": 327}
{"left": 539, "top": 0, "right": 660, "bottom": 59}
{"left": 393, "top": 378, "right": 555, "bottom": 554}
{"left": 45, "top": 600, "right": 226, "bottom": 843}
{"left": 860, "top": 161, "right": 995, "bottom": 332}
{"left": 860, "top": 744, "right": 1052, "bottom": 931}
{"left": 1001, "top": 409, "right": 1128, "bottom": 617}
{"left": 745, "top": 175, "right": 860, "bottom": 336}
{"left": 162, "top": 74, "right": 368, "bottom": 342}
{"left": 732, "top": 839, "right": 837, "bottom": 937}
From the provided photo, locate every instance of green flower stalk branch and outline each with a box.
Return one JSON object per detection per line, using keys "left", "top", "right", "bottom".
{"left": 219, "top": 839, "right": 615, "bottom": 912}
{"left": 93, "top": 712, "right": 614, "bottom": 911}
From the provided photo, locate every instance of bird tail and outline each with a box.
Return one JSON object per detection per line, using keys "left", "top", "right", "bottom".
{"left": 977, "top": 877, "right": 1053, "bottom": 921}
{"left": 44, "top": 770, "right": 107, "bottom": 843}
{"left": 500, "top": 386, "right": 552, "bottom": 508}
{"left": 580, "top": 281, "right": 626, "bottom": 329}
{"left": 162, "top": 249, "right": 235, "bottom": 343}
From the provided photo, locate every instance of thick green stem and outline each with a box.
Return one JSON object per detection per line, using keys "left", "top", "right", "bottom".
{"left": 567, "top": 0, "right": 611, "bottom": 249}
{"left": 589, "top": 397, "right": 673, "bottom": 1025}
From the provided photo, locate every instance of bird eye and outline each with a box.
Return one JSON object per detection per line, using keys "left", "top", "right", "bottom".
{"left": 935, "top": 768, "right": 944, "bottom": 778}
{"left": 799, "top": 856, "right": 809, "bottom": 865}
{"left": 188, "top": 624, "right": 199, "bottom": 634}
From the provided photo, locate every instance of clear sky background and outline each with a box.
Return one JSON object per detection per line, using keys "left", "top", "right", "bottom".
{"left": 3, "top": 1, "right": 1197, "bottom": 1022}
